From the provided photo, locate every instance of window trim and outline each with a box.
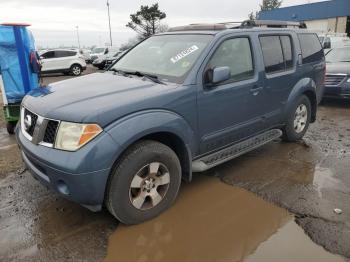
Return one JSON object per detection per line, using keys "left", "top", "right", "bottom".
{"left": 202, "top": 35, "right": 256, "bottom": 87}
{"left": 259, "top": 34, "right": 295, "bottom": 76}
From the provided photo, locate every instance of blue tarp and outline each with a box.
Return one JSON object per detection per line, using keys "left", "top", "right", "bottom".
{"left": 0, "top": 26, "right": 38, "bottom": 104}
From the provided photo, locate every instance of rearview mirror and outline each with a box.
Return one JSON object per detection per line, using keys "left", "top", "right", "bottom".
{"left": 206, "top": 66, "right": 231, "bottom": 85}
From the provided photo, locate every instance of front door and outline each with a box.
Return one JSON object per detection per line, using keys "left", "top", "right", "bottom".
{"left": 197, "top": 36, "right": 266, "bottom": 154}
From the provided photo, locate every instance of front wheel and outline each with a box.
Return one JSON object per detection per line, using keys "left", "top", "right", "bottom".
{"left": 282, "top": 95, "right": 311, "bottom": 142}
{"left": 70, "top": 64, "right": 82, "bottom": 76}
{"left": 106, "top": 140, "right": 182, "bottom": 225}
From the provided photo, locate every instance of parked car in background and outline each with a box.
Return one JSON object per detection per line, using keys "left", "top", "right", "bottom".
{"left": 104, "top": 50, "right": 128, "bottom": 69}
{"left": 318, "top": 34, "right": 350, "bottom": 53}
{"left": 40, "top": 49, "right": 86, "bottom": 76}
{"left": 92, "top": 50, "right": 122, "bottom": 70}
{"left": 90, "top": 46, "right": 119, "bottom": 62}
{"left": 17, "top": 21, "right": 325, "bottom": 225}
{"left": 324, "top": 47, "right": 350, "bottom": 99}
{"left": 79, "top": 49, "right": 92, "bottom": 64}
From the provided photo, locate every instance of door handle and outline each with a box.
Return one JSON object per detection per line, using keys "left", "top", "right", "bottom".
{"left": 250, "top": 86, "right": 263, "bottom": 95}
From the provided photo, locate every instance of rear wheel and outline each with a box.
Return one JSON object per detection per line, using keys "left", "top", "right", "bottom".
{"left": 106, "top": 140, "right": 182, "bottom": 225}
{"left": 70, "top": 64, "right": 82, "bottom": 76}
{"left": 282, "top": 95, "right": 311, "bottom": 142}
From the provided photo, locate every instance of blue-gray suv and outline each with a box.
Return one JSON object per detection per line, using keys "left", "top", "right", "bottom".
{"left": 16, "top": 22, "right": 325, "bottom": 224}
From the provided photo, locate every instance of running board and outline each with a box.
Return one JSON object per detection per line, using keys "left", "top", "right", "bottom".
{"left": 192, "top": 129, "right": 282, "bottom": 172}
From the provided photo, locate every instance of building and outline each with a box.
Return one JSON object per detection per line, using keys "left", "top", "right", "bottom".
{"left": 259, "top": 0, "right": 350, "bottom": 35}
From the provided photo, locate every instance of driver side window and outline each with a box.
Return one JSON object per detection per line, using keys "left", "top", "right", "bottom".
{"left": 41, "top": 51, "right": 55, "bottom": 59}
{"left": 206, "top": 37, "right": 254, "bottom": 84}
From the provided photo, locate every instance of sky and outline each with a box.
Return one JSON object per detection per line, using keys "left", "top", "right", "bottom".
{"left": 0, "top": 0, "right": 328, "bottom": 48}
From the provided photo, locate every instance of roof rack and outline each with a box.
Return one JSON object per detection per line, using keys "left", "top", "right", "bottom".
{"left": 237, "top": 20, "right": 307, "bottom": 29}
{"left": 167, "top": 20, "right": 307, "bottom": 32}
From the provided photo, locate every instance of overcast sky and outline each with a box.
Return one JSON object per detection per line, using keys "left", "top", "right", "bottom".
{"left": 0, "top": 0, "right": 327, "bottom": 48}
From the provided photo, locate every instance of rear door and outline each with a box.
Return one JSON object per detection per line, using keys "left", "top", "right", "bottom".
{"left": 54, "top": 50, "right": 76, "bottom": 70}
{"left": 258, "top": 33, "right": 297, "bottom": 126}
{"left": 197, "top": 35, "right": 267, "bottom": 154}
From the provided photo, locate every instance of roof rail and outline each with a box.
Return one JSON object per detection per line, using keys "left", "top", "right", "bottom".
{"left": 167, "top": 20, "right": 307, "bottom": 32}
{"left": 237, "top": 20, "right": 307, "bottom": 29}
{"left": 168, "top": 23, "right": 228, "bottom": 32}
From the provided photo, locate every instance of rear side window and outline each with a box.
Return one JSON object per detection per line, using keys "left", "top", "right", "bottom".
{"left": 280, "top": 36, "right": 293, "bottom": 69}
{"left": 54, "top": 50, "right": 76, "bottom": 58}
{"left": 207, "top": 37, "right": 254, "bottom": 83}
{"left": 259, "top": 36, "right": 285, "bottom": 74}
{"left": 298, "top": 34, "right": 323, "bottom": 63}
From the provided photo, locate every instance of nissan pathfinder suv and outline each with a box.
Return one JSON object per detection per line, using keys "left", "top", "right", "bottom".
{"left": 16, "top": 21, "right": 325, "bottom": 225}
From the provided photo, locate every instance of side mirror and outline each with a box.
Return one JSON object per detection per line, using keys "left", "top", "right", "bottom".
{"left": 323, "top": 42, "right": 331, "bottom": 49}
{"left": 206, "top": 66, "right": 231, "bottom": 85}
{"left": 40, "top": 56, "right": 44, "bottom": 60}
{"left": 104, "top": 49, "right": 109, "bottom": 54}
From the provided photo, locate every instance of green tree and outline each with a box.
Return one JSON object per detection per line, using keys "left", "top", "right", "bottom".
{"left": 126, "top": 3, "right": 167, "bottom": 39}
{"left": 260, "top": 0, "right": 282, "bottom": 11}
{"left": 248, "top": 0, "right": 282, "bottom": 20}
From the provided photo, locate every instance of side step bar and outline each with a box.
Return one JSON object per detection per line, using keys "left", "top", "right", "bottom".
{"left": 192, "top": 129, "right": 282, "bottom": 172}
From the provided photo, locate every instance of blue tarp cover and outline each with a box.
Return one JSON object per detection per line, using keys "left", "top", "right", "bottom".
{"left": 0, "top": 26, "right": 38, "bottom": 103}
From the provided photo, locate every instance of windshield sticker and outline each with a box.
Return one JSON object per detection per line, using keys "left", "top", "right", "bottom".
{"left": 170, "top": 45, "right": 199, "bottom": 63}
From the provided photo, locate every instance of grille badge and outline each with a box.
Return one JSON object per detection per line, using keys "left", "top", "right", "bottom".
{"left": 24, "top": 114, "right": 32, "bottom": 131}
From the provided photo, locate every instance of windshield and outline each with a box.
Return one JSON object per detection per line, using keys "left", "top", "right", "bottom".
{"left": 326, "top": 47, "right": 350, "bottom": 63}
{"left": 111, "top": 34, "right": 213, "bottom": 84}
{"left": 92, "top": 48, "right": 105, "bottom": 54}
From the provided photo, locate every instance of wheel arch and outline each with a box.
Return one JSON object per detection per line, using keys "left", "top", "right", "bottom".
{"left": 105, "top": 110, "right": 196, "bottom": 183}
{"left": 284, "top": 78, "right": 318, "bottom": 123}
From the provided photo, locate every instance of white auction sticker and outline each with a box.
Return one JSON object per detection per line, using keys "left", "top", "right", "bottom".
{"left": 170, "top": 45, "right": 199, "bottom": 63}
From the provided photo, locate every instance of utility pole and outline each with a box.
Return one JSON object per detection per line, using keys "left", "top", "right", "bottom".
{"left": 76, "top": 26, "right": 81, "bottom": 49}
{"left": 107, "top": 0, "right": 113, "bottom": 46}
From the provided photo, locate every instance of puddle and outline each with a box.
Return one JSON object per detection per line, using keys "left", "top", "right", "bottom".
{"left": 246, "top": 220, "right": 345, "bottom": 262}
{"left": 104, "top": 175, "right": 344, "bottom": 262}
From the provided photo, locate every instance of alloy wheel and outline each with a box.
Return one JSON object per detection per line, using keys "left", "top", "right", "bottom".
{"left": 129, "top": 162, "right": 170, "bottom": 210}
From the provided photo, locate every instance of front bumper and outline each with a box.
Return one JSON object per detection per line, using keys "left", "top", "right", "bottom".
{"left": 16, "top": 125, "right": 120, "bottom": 211}
{"left": 324, "top": 84, "right": 350, "bottom": 99}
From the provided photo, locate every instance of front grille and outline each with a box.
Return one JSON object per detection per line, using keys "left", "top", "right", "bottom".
{"left": 24, "top": 109, "right": 38, "bottom": 136}
{"left": 21, "top": 107, "right": 60, "bottom": 148}
{"left": 43, "top": 120, "right": 59, "bottom": 144}
{"left": 325, "top": 74, "right": 347, "bottom": 86}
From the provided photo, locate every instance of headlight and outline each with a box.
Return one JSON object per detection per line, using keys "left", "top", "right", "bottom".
{"left": 347, "top": 78, "right": 350, "bottom": 83}
{"left": 55, "top": 122, "right": 102, "bottom": 151}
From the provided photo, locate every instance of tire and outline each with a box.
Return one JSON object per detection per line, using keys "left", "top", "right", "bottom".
{"left": 106, "top": 140, "right": 182, "bottom": 225}
{"left": 6, "top": 121, "right": 16, "bottom": 135}
{"left": 70, "top": 64, "right": 82, "bottom": 76}
{"left": 282, "top": 95, "right": 311, "bottom": 142}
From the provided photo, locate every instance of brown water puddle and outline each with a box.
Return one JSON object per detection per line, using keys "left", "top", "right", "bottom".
{"left": 104, "top": 175, "right": 344, "bottom": 262}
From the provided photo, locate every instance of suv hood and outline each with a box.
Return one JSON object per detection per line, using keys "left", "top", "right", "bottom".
{"left": 326, "top": 62, "right": 350, "bottom": 75}
{"left": 23, "top": 72, "right": 179, "bottom": 127}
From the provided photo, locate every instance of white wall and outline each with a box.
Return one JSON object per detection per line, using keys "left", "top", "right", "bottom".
{"left": 305, "top": 17, "right": 347, "bottom": 33}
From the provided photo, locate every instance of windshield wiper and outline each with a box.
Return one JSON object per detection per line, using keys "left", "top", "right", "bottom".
{"left": 108, "top": 68, "right": 127, "bottom": 76}
{"left": 124, "top": 71, "right": 166, "bottom": 85}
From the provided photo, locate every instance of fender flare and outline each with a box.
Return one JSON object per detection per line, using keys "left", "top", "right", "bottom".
{"left": 283, "top": 77, "right": 317, "bottom": 123}
{"left": 105, "top": 109, "right": 196, "bottom": 180}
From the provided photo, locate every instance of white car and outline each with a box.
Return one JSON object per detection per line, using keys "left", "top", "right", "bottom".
{"left": 318, "top": 34, "right": 350, "bottom": 53}
{"left": 40, "top": 49, "right": 87, "bottom": 76}
{"left": 90, "top": 46, "right": 119, "bottom": 62}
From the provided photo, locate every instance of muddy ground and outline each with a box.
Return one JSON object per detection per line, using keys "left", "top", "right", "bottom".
{"left": 0, "top": 67, "right": 349, "bottom": 261}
